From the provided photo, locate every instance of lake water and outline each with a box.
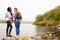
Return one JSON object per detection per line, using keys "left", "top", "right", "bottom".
{"left": 0, "top": 23, "right": 56, "bottom": 40}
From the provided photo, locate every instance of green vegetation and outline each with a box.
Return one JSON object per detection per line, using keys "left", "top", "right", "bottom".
{"left": 0, "top": 20, "right": 6, "bottom": 23}
{"left": 34, "top": 6, "right": 60, "bottom": 26}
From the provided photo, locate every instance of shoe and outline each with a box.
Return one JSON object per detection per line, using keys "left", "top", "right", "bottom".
{"left": 9, "top": 35, "right": 13, "bottom": 37}
{"left": 6, "top": 35, "right": 12, "bottom": 37}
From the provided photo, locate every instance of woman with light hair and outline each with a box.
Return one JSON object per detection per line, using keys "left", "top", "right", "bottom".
{"left": 13, "top": 8, "right": 22, "bottom": 36}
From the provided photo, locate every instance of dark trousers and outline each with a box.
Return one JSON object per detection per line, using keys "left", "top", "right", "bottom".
{"left": 6, "top": 21, "right": 13, "bottom": 35}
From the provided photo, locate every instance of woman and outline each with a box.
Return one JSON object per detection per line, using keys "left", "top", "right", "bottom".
{"left": 14, "top": 8, "right": 22, "bottom": 36}
{"left": 5, "top": 7, "right": 13, "bottom": 37}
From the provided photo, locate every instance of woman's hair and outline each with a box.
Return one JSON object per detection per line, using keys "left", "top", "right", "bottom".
{"left": 7, "top": 7, "right": 11, "bottom": 12}
{"left": 14, "top": 8, "right": 18, "bottom": 12}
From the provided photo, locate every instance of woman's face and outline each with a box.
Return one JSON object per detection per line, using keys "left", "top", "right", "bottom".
{"left": 14, "top": 8, "right": 18, "bottom": 13}
{"left": 10, "top": 8, "right": 12, "bottom": 12}
{"left": 14, "top": 9, "right": 17, "bottom": 12}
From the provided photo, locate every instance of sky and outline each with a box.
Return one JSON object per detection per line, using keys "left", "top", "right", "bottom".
{"left": 0, "top": 0, "right": 60, "bottom": 21}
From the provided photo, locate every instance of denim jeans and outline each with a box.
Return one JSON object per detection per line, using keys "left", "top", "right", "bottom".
{"left": 15, "top": 19, "right": 20, "bottom": 36}
{"left": 6, "top": 21, "right": 13, "bottom": 35}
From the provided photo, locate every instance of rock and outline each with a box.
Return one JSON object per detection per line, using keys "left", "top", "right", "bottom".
{"left": 2, "top": 36, "right": 33, "bottom": 40}
{"left": 2, "top": 36, "right": 23, "bottom": 40}
{"left": 3, "top": 37, "right": 16, "bottom": 40}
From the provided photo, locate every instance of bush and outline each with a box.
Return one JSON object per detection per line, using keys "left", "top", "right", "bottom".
{"left": 34, "top": 20, "right": 49, "bottom": 26}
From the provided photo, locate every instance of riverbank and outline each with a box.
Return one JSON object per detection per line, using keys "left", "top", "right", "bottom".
{"left": 3, "top": 32, "right": 58, "bottom": 40}
{"left": 33, "top": 20, "right": 60, "bottom": 27}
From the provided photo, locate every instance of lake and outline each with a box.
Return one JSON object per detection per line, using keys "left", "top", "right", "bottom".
{"left": 0, "top": 23, "right": 57, "bottom": 40}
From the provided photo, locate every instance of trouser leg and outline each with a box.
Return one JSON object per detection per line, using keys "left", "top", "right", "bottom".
{"left": 9, "top": 21, "right": 13, "bottom": 35}
{"left": 6, "top": 21, "right": 9, "bottom": 35}
{"left": 15, "top": 21, "right": 20, "bottom": 36}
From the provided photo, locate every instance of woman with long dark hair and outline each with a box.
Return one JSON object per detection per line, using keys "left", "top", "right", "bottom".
{"left": 5, "top": 7, "right": 13, "bottom": 37}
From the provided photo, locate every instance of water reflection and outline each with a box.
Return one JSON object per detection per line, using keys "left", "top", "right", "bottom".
{"left": 35, "top": 26, "right": 57, "bottom": 35}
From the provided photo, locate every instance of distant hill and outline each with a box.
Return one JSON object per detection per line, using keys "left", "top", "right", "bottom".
{"left": 0, "top": 19, "right": 6, "bottom": 23}
{"left": 0, "top": 19, "right": 33, "bottom": 23}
